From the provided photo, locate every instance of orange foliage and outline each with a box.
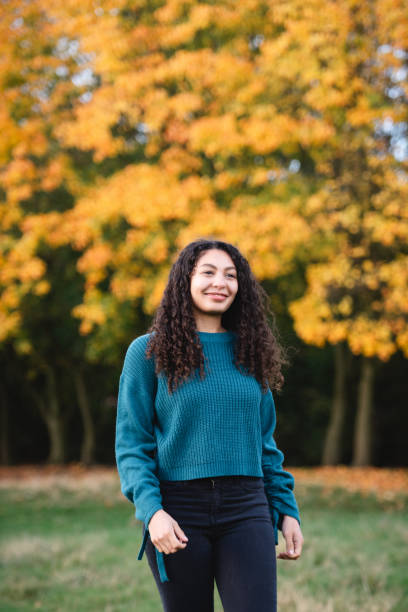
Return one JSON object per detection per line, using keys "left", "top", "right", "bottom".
{"left": 290, "top": 466, "right": 408, "bottom": 500}
{"left": 0, "top": 0, "right": 407, "bottom": 363}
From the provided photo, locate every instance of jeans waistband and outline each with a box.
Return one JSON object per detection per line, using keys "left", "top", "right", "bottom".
{"left": 160, "top": 475, "right": 262, "bottom": 486}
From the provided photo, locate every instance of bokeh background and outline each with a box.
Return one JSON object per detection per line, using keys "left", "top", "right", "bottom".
{"left": 1, "top": 1, "right": 407, "bottom": 610}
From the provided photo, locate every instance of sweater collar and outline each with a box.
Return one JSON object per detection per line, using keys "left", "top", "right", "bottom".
{"left": 197, "top": 330, "right": 236, "bottom": 343}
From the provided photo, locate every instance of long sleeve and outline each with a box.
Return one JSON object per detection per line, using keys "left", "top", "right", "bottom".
{"left": 115, "top": 336, "right": 163, "bottom": 529}
{"left": 260, "top": 387, "right": 300, "bottom": 543}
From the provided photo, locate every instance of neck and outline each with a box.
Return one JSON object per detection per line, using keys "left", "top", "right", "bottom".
{"left": 193, "top": 314, "right": 226, "bottom": 333}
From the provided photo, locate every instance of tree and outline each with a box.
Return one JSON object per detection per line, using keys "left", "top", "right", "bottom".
{"left": 54, "top": 1, "right": 407, "bottom": 468}
{"left": 267, "top": 0, "right": 408, "bottom": 466}
{"left": 0, "top": 1, "right": 102, "bottom": 463}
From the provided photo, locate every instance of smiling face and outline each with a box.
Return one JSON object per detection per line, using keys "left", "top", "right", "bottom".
{"left": 190, "top": 249, "right": 238, "bottom": 322}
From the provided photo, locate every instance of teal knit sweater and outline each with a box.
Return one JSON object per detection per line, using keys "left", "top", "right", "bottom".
{"left": 115, "top": 330, "right": 300, "bottom": 582}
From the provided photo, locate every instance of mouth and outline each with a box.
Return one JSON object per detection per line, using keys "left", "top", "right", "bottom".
{"left": 205, "top": 293, "right": 228, "bottom": 298}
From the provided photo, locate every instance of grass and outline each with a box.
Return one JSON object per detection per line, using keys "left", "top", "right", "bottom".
{"left": 0, "top": 469, "right": 407, "bottom": 611}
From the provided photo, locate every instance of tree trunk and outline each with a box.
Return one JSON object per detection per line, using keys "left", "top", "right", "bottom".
{"left": 73, "top": 368, "right": 95, "bottom": 465}
{"left": 322, "top": 343, "right": 348, "bottom": 465}
{"left": 352, "top": 356, "right": 375, "bottom": 466}
{"left": 32, "top": 365, "right": 65, "bottom": 464}
{"left": 0, "top": 383, "right": 10, "bottom": 465}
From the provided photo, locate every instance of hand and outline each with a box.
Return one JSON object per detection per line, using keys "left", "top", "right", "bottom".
{"left": 148, "top": 509, "right": 189, "bottom": 555}
{"left": 277, "top": 515, "right": 303, "bottom": 560}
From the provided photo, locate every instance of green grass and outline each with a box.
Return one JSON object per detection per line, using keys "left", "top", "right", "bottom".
{"left": 1, "top": 481, "right": 407, "bottom": 611}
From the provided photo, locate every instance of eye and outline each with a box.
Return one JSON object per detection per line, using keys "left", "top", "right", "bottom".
{"left": 201, "top": 269, "right": 236, "bottom": 278}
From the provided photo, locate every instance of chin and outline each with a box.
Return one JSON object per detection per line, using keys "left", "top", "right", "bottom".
{"left": 197, "top": 305, "right": 229, "bottom": 315}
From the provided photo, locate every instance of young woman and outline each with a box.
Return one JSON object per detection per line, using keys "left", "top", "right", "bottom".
{"left": 115, "top": 238, "right": 303, "bottom": 612}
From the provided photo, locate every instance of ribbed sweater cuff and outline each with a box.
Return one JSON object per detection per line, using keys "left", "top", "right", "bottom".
{"left": 275, "top": 502, "right": 301, "bottom": 527}
{"left": 143, "top": 503, "right": 164, "bottom": 530}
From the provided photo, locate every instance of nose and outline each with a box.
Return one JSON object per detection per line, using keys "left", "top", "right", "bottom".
{"left": 211, "top": 275, "right": 227, "bottom": 289}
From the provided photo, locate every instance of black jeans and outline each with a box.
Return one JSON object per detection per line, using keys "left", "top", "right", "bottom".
{"left": 144, "top": 475, "right": 277, "bottom": 612}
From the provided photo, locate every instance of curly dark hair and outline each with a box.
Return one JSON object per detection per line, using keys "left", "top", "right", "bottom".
{"left": 145, "top": 238, "right": 290, "bottom": 394}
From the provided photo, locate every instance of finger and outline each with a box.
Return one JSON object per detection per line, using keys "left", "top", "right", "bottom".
{"left": 162, "top": 529, "right": 187, "bottom": 554}
{"left": 285, "top": 531, "right": 295, "bottom": 557}
{"left": 288, "top": 550, "right": 301, "bottom": 559}
{"left": 169, "top": 536, "right": 187, "bottom": 553}
{"left": 154, "top": 542, "right": 165, "bottom": 554}
{"left": 170, "top": 526, "right": 187, "bottom": 550}
{"left": 277, "top": 550, "right": 292, "bottom": 559}
{"left": 277, "top": 551, "right": 300, "bottom": 560}
{"left": 277, "top": 551, "right": 291, "bottom": 560}
{"left": 161, "top": 537, "right": 174, "bottom": 554}
{"left": 173, "top": 522, "right": 189, "bottom": 543}
{"left": 293, "top": 533, "right": 303, "bottom": 556}
{"left": 154, "top": 537, "right": 171, "bottom": 555}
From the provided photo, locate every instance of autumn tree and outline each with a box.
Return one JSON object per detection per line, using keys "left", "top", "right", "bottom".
{"left": 286, "top": 2, "right": 408, "bottom": 465}
{"left": 0, "top": 1, "right": 104, "bottom": 463}
{"left": 52, "top": 0, "right": 407, "bottom": 468}
{"left": 48, "top": 0, "right": 332, "bottom": 340}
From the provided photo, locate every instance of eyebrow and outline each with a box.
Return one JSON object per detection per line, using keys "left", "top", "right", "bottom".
{"left": 199, "top": 263, "right": 236, "bottom": 271}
